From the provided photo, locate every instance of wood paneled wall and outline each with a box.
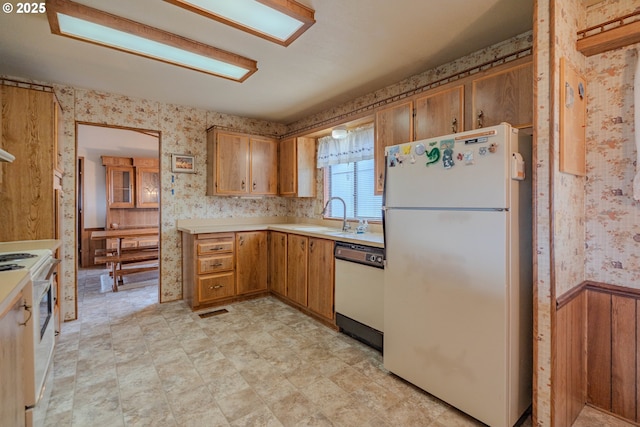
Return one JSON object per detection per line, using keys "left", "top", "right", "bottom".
{"left": 555, "top": 290, "right": 586, "bottom": 427}
{"left": 555, "top": 282, "right": 640, "bottom": 426}
{"left": 587, "top": 287, "right": 639, "bottom": 422}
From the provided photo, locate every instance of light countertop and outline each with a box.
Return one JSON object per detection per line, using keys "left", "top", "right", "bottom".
{"left": 0, "top": 239, "right": 61, "bottom": 316}
{"left": 177, "top": 219, "right": 384, "bottom": 248}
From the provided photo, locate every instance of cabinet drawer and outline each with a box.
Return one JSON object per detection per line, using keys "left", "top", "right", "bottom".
{"left": 197, "top": 240, "right": 234, "bottom": 255}
{"left": 198, "top": 272, "right": 235, "bottom": 302}
{"left": 198, "top": 255, "right": 233, "bottom": 274}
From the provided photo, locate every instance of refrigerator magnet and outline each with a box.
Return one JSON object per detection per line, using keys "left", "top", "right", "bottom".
{"left": 463, "top": 151, "right": 474, "bottom": 165}
{"left": 414, "top": 143, "right": 426, "bottom": 156}
{"left": 387, "top": 146, "right": 400, "bottom": 167}
{"left": 425, "top": 147, "right": 440, "bottom": 166}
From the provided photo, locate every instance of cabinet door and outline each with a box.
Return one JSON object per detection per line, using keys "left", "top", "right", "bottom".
{"left": 0, "top": 293, "right": 25, "bottom": 427}
{"left": 414, "top": 86, "right": 464, "bottom": 140}
{"left": 250, "top": 137, "right": 278, "bottom": 195}
{"left": 268, "top": 232, "right": 287, "bottom": 297}
{"left": 0, "top": 86, "right": 56, "bottom": 242}
{"left": 278, "top": 137, "right": 296, "bottom": 196}
{"left": 236, "top": 231, "right": 268, "bottom": 295}
{"left": 107, "top": 166, "right": 135, "bottom": 208}
{"left": 215, "top": 132, "right": 250, "bottom": 195}
{"left": 136, "top": 167, "right": 159, "bottom": 208}
{"left": 471, "top": 62, "right": 533, "bottom": 129}
{"left": 374, "top": 101, "right": 413, "bottom": 194}
{"left": 287, "top": 234, "right": 308, "bottom": 306}
{"left": 279, "top": 137, "right": 316, "bottom": 197}
{"left": 307, "top": 238, "right": 334, "bottom": 320}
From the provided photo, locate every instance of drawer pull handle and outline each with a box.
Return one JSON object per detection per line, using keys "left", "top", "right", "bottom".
{"left": 212, "top": 263, "right": 223, "bottom": 267}
{"left": 209, "top": 284, "right": 224, "bottom": 290}
{"left": 207, "top": 247, "right": 225, "bottom": 251}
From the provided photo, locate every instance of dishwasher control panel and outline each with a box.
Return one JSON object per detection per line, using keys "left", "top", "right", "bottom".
{"left": 334, "top": 242, "right": 384, "bottom": 268}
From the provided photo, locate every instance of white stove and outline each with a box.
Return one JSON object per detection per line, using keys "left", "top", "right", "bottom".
{"left": 0, "top": 248, "right": 57, "bottom": 427}
{"left": 0, "top": 249, "right": 52, "bottom": 270}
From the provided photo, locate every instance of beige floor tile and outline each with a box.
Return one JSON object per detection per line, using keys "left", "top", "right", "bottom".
{"left": 269, "top": 391, "right": 321, "bottom": 427}
{"left": 216, "top": 388, "right": 266, "bottom": 423}
{"left": 47, "top": 269, "right": 549, "bottom": 427}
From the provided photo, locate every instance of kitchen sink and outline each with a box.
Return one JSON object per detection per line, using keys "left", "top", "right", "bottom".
{"left": 324, "top": 231, "right": 358, "bottom": 238}
{"left": 287, "top": 226, "right": 330, "bottom": 232}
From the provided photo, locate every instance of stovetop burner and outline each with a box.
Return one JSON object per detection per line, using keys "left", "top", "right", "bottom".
{"left": 0, "top": 252, "right": 38, "bottom": 263}
{"left": 0, "top": 263, "right": 26, "bottom": 271}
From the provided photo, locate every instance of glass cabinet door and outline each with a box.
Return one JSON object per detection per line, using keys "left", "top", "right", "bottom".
{"left": 136, "top": 168, "right": 159, "bottom": 208}
{"left": 108, "top": 166, "right": 134, "bottom": 208}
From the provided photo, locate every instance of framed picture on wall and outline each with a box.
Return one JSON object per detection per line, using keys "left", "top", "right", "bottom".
{"left": 171, "top": 154, "right": 195, "bottom": 173}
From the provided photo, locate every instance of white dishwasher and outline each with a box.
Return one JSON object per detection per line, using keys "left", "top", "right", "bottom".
{"left": 334, "top": 241, "right": 385, "bottom": 352}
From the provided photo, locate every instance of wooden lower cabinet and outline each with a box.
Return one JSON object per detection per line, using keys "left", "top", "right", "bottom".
{"left": 268, "top": 232, "right": 287, "bottom": 297}
{"left": 183, "top": 232, "right": 235, "bottom": 309}
{"left": 307, "top": 238, "right": 335, "bottom": 320}
{"left": 183, "top": 230, "right": 336, "bottom": 323}
{"left": 236, "top": 231, "right": 267, "bottom": 295}
{"left": 182, "top": 231, "right": 269, "bottom": 310}
{"left": 198, "top": 272, "right": 235, "bottom": 303}
{"left": 272, "top": 232, "right": 335, "bottom": 323}
{"left": 287, "top": 234, "right": 308, "bottom": 306}
{"left": 0, "top": 292, "right": 25, "bottom": 427}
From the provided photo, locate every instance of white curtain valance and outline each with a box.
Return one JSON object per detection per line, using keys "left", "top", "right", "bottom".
{"left": 317, "top": 125, "right": 374, "bottom": 168}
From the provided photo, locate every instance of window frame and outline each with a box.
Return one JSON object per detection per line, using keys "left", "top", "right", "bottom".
{"left": 322, "top": 159, "right": 382, "bottom": 223}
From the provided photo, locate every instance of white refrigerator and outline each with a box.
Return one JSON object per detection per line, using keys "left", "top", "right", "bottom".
{"left": 382, "top": 123, "right": 532, "bottom": 427}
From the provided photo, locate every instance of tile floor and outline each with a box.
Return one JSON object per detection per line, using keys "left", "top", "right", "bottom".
{"left": 43, "top": 268, "right": 621, "bottom": 427}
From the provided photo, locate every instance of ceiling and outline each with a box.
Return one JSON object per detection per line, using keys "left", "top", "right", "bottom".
{"left": 0, "top": 0, "right": 533, "bottom": 124}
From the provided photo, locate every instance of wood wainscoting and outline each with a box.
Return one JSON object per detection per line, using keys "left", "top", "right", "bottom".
{"left": 555, "top": 286, "right": 586, "bottom": 427}
{"left": 555, "top": 281, "right": 640, "bottom": 427}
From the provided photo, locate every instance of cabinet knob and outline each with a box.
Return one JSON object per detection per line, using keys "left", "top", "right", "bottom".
{"left": 253, "top": 181, "right": 256, "bottom": 190}
{"left": 452, "top": 117, "right": 458, "bottom": 133}
{"left": 241, "top": 180, "right": 246, "bottom": 190}
{"left": 477, "top": 110, "right": 484, "bottom": 128}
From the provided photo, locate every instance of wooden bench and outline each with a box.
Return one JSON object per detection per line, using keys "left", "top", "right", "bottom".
{"left": 95, "top": 249, "right": 159, "bottom": 292}
{"left": 94, "top": 245, "right": 159, "bottom": 259}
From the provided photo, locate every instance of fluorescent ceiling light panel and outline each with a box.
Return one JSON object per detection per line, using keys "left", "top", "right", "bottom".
{"left": 46, "top": 0, "right": 257, "bottom": 82}
{"left": 164, "top": 0, "right": 315, "bottom": 46}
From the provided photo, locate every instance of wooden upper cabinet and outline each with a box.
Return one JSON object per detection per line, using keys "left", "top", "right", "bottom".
{"left": 279, "top": 137, "right": 315, "bottom": 197}
{"left": 0, "top": 85, "right": 59, "bottom": 242}
{"left": 136, "top": 167, "right": 159, "bottom": 208}
{"left": 414, "top": 85, "right": 464, "bottom": 140}
{"left": 209, "top": 131, "right": 250, "bottom": 195}
{"left": 106, "top": 165, "right": 135, "bottom": 208}
{"left": 471, "top": 62, "right": 533, "bottom": 129}
{"left": 250, "top": 137, "right": 278, "bottom": 195}
{"left": 236, "top": 231, "right": 268, "bottom": 295}
{"left": 207, "top": 129, "right": 278, "bottom": 196}
{"left": 374, "top": 101, "right": 413, "bottom": 194}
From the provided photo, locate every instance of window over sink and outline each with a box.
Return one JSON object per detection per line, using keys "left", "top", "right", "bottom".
{"left": 318, "top": 123, "right": 382, "bottom": 221}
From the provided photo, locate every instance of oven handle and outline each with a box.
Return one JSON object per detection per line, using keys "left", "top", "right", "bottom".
{"left": 43, "top": 259, "right": 61, "bottom": 281}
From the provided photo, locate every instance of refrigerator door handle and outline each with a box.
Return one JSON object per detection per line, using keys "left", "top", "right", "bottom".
{"left": 382, "top": 152, "right": 389, "bottom": 261}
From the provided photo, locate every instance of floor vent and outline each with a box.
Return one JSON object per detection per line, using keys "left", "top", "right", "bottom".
{"left": 198, "top": 308, "right": 229, "bottom": 318}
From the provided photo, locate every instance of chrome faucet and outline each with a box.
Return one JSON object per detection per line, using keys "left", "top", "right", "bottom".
{"left": 321, "top": 197, "right": 350, "bottom": 232}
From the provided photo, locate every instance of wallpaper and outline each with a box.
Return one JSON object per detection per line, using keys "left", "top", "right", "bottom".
{"left": 584, "top": 0, "right": 640, "bottom": 287}
{"left": 53, "top": 87, "right": 288, "bottom": 320}
{"left": 533, "top": 1, "right": 553, "bottom": 424}
{"left": 10, "top": 32, "right": 536, "bottom": 323}
{"left": 552, "top": 0, "right": 587, "bottom": 298}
